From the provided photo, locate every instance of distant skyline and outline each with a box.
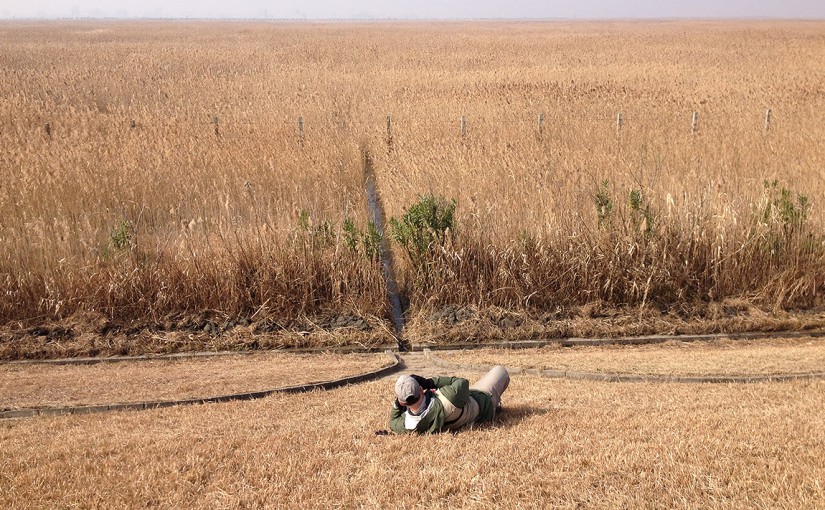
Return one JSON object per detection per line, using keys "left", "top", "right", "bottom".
{"left": 1, "top": 1, "right": 824, "bottom": 20}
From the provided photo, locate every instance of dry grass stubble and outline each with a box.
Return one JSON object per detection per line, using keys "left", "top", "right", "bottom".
{"left": 0, "top": 352, "right": 390, "bottom": 410}
{"left": 1, "top": 373, "right": 823, "bottom": 508}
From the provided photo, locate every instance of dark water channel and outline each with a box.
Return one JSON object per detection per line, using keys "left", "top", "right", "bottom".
{"left": 363, "top": 149, "right": 408, "bottom": 351}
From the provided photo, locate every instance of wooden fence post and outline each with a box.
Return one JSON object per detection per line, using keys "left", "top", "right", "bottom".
{"left": 764, "top": 109, "right": 772, "bottom": 133}
{"left": 386, "top": 113, "right": 393, "bottom": 151}
{"left": 616, "top": 112, "right": 623, "bottom": 137}
{"left": 213, "top": 116, "right": 219, "bottom": 137}
{"left": 538, "top": 112, "right": 544, "bottom": 136}
{"left": 44, "top": 122, "right": 51, "bottom": 139}
{"left": 298, "top": 116, "right": 304, "bottom": 143}
{"left": 130, "top": 119, "right": 136, "bottom": 129}
{"left": 691, "top": 111, "right": 698, "bottom": 135}
{"left": 460, "top": 115, "right": 466, "bottom": 137}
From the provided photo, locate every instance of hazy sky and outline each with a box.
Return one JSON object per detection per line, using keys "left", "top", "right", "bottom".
{"left": 1, "top": 0, "right": 824, "bottom": 20}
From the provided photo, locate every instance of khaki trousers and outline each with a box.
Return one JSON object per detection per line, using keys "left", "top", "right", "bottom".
{"left": 470, "top": 365, "right": 510, "bottom": 411}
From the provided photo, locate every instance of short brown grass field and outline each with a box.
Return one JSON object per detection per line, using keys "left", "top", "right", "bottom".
{"left": 2, "top": 20, "right": 825, "bottom": 354}
{"left": 441, "top": 336, "right": 825, "bottom": 376}
{"left": 0, "top": 352, "right": 389, "bottom": 410}
{"left": 2, "top": 349, "right": 824, "bottom": 508}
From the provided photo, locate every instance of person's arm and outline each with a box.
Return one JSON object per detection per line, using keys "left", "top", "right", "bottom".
{"left": 431, "top": 376, "right": 469, "bottom": 408}
{"left": 389, "top": 400, "right": 411, "bottom": 434}
{"left": 388, "top": 375, "right": 443, "bottom": 434}
{"left": 410, "top": 374, "right": 435, "bottom": 390}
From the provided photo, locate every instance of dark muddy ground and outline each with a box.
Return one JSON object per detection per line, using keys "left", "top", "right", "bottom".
{"left": 2, "top": 302, "right": 824, "bottom": 361}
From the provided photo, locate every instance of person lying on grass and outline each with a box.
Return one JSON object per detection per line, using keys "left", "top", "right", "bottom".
{"left": 386, "top": 366, "right": 510, "bottom": 434}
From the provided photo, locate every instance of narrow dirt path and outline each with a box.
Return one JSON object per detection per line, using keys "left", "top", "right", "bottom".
{"left": 380, "top": 352, "right": 452, "bottom": 379}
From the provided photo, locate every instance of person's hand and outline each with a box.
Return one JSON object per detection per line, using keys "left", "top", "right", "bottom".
{"left": 410, "top": 374, "right": 435, "bottom": 390}
{"left": 374, "top": 429, "right": 390, "bottom": 436}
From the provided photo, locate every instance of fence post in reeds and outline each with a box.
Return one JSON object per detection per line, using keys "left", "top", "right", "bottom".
{"left": 691, "top": 111, "right": 699, "bottom": 135}
{"left": 386, "top": 113, "right": 393, "bottom": 152}
{"left": 213, "top": 116, "right": 219, "bottom": 137}
{"left": 298, "top": 115, "right": 304, "bottom": 144}
{"left": 764, "top": 108, "right": 772, "bottom": 134}
{"left": 44, "top": 122, "right": 51, "bottom": 140}
{"left": 616, "top": 112, "right": 623, "bottom": 137}
{"left": 538, "top": 112, "right": 544, "bottom": 137}
{"left": 460, "top": 115, "right": 467, "bottom": 137}
{"left": 130, "top": 119, "right": 136, "bottom": 129}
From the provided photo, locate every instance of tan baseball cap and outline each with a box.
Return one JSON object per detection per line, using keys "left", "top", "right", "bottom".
{"left": 394, "top": 375, "right": 421, "bottom": 405}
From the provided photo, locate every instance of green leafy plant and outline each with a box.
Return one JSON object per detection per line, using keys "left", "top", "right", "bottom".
{"left": 110, "top": 220, "right": 132, "bottom": 250}
{"left": 594, "top": 179, "right": 613, "bottom": 227}
{"left": 755, "top": 180, "right": 813, "bottom": 259}
{"left": 761, "top": 179, "right": 809, "bottom": 231}
{"left": 341, "top": 218, "right": 381, "bottom": 261}
{"left": 363, "top": 222, "right": 382, "bottom": 262}
{"left": 342, "top": 218, "right": 360, "bottom": 252}
{"left": 297, "top": 209, "right": 311, "bottom": 231}
{"left": 295, "top": 211, "right": 336, "bottom": 249}
{"left": 314, "top": 220, "right": 334, "bottom": 247}
{"left": 629, "top": 188, "right": 655, "bottom": 237}
{"left": 101, "top": 220, "right": 133, "bottom": 259}
{"left": 389, "top": 194, "right": 456, "bottom": 270}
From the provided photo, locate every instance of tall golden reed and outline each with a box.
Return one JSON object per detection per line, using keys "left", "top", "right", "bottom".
{"left": 1, "top": 20, "right": 823, "bottom": 331}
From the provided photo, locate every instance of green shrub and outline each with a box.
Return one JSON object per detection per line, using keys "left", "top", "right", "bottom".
{"left": 295, "top": 211, "right": 336, "bottom": 249}
{"left": 363, "top": 222, "right": 382, "bottom": 262}
{"left": 629, "top": 188, "right": 655, "bottom": 237}
{"left": 100, "top": 220, "right": 134, "bottom": 260}
{"left": 297, "top": 209, "right": 311, "bottom": 231}
{"left": 761, "top": 179, "right": 809, "bottom": 232}
{"left": 754, "top": 180, "right": 812, "bottom": 258}
{"left": 110, "top": 220, "right": 132, "bottom": 250}
{"left": 389, "top": 194, "right": 456, "bottom": 271}
{"left": 342, "top": 218, "right": 381, "bottom": 262}
{"left": 342, "top": 218, "right": 360, "bottom": 252}
{"left": 594, "top": 179, "right": 613, "bottom": 227}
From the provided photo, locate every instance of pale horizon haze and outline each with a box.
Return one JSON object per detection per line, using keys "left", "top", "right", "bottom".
{"left": 1, "top": 0, "right": 824, "bottom": 20}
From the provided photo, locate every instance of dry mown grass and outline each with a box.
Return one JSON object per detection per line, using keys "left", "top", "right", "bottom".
{"left": 0, "top": 352, "right": 389, "bottom": 410}
{"left": 1, "top": 372, "right": 823, "bottom": 508}
{"left": 440, "top": 336, "right": 825, "bottom": 376}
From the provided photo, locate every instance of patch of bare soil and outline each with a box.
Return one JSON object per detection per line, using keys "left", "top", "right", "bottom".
{"left": 405, "top": 301, "right": 825, "bottom": 346}
{"left": 2, "top": 300, "right": 824, "bottom": 361}
{"left": 0, "top": 311, "right": 394, "bottom": 361}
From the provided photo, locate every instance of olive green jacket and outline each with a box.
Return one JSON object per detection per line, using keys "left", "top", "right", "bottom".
{"left": 389, "top": 376, "right": 494, "bottom": 434}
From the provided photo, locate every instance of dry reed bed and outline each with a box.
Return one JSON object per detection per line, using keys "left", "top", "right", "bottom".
{"left": 1, "top": 21, "right": 825, "bottom": 336}
{"left": 1, "top": 374, "right": 823, "bottom": 508}
{"left": 0, "top": 352, "right": 389, "bottom": 410}
{"left": 439, "top": 336, "right": 825, "bottom": 377}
